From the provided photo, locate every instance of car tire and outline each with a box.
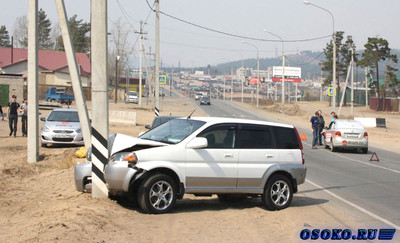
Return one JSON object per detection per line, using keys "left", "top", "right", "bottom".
{"left": 262, "top": 174, "right": 293, "bottom": 211}
{"left": 217, "top": 194, "right": 246, "bottom": 203}
{"left": 137, "top": 173, "right": 177, "bottom": 214}
{"left": 362, "top": 148, "right": 368, "bottom": 154}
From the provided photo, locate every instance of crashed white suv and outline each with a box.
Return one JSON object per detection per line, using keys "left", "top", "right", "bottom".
{"left": 76, "top": 117, "right": 306, "bottom": 214}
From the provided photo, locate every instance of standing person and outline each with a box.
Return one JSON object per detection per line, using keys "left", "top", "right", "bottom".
{"left": 7, "top": 95, "right": 20, "bottom": 137}
{"left": 310, "top": 111, "right": 319, "bottom": 149}
{"left": 330, "top": 112, "right": 336, "bottom": 122}
{"left": 20, "top": 98, "right": 28, "bottom": 137}
{"left": 317, "top": 110, "right": 325, "bottom": 146}
{"left": 0, "top": 105, "right": 4, "bottom": 121}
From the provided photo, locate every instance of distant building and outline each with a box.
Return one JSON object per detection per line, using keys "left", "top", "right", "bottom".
{"left": 0, "top": 47, "right": 91, "bottom": 87}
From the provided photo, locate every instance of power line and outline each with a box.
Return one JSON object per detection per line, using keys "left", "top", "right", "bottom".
{"left": 144, "top": 0, "right": 331, "bottom": 43}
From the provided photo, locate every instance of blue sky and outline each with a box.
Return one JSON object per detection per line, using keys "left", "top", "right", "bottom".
{"left": 1, "top": 0, "right": 399, "bottom": 67}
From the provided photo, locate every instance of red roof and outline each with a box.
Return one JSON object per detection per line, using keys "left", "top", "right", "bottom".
{"left": 0, "top": 47, "right": 90, "bottom": 74}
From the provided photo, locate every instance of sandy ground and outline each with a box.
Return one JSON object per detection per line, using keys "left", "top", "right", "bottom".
{"left": 0, "top": 94, "right": 389, "bottom": 242}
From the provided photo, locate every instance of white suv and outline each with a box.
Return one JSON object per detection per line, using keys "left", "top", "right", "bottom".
{"left": 96, "top": 117, "right": 306, "bottom": 213}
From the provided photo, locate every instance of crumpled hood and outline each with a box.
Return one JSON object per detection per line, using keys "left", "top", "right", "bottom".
{"left": 110, "top": 133, "right": 167, "bottom": 155}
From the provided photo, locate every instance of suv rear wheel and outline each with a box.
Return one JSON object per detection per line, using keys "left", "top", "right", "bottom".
{"left": 262, "top": 174, "right": 293, "bottom": 211}
{"left": 138, "top": 173, "right": 177, "bottom": 214}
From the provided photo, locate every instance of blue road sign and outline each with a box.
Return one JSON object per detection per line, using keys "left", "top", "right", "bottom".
{"left": 159, "top": 75, "right": 167, "bottom": 84}
{"left": 328, "top": 87, "right": 336, "bottom": 96}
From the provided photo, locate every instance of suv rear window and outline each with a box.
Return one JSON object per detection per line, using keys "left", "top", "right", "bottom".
{"left": 274, "top": 127, "right": 300, "bottom": 149}
{"left": 236, "top": 124, "right": 275, "bottom": 149}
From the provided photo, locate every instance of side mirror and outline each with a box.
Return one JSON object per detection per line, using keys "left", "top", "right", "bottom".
{"left": 144, "top": 125, "right": 151, "bottom": 130}
{"left": 186, "top": 137, "right": 208, "bottom": 149}
{"left": 40, "top": 117, "right": 46, "bottom": 122}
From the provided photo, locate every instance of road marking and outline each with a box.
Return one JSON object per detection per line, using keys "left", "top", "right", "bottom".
{"left": 306, "top": 179, "right": 400, "bottom": 231}
{"left": 303, "top": 141, "right": 400, "bottom": 175}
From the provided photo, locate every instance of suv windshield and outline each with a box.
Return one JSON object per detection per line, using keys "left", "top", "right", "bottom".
{"left": 47, "top": 111, "right": 79, "bottom": 122}
{"left": 140, "top": 119, "right": 206, "bottom": 144}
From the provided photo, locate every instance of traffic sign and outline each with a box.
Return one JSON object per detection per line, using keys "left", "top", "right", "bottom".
{"left": 159, "top": 75, "right": 167, "bottom": 84}
{"left": 328, "top": 87, "right": 336, "bottom": 96}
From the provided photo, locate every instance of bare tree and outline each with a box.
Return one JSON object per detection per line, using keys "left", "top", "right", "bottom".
{"left": 13, "top": 15, "right": 28, "bottom": 48}
{"left": 108, "top": 18, "right": 136, "bottom": 86}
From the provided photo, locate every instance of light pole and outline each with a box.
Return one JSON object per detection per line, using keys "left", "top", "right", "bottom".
{"left": 304, "top": 0, "right": 336, "bottom": 111}
{"left": 242, "top": 41, "right": 259, "bottom": 108}
{"left": 230, "top": 49, "right": 244, "bottom": 103}
{"left": 264, "top": 30, "right": 285, "bottom": 109}
{"left": 114, "top": 55, "right": 120, "bottom": 104}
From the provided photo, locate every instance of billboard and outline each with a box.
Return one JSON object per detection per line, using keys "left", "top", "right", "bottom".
{"left": 272, "top": 66, "right": 301, "bottom": 83}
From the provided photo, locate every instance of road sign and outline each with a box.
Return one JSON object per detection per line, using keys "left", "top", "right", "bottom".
{"left": 328, "top": 87, "right": 336, "bottom": 96}
{"left": 159, "top": 75, "right": 167, "bottom": 84}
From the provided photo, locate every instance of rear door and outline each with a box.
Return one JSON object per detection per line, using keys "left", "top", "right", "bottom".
{"left": 185, "top": 124, "right": 238, "bottom": 192}
{"left": 236, "top": 124, "right": 279, "bottom": 189}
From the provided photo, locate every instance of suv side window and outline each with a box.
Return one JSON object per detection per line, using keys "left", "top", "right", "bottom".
{"left": 198, "top": 124, "right": 236, "bottom": 148}
{"left": 274, "top": 127, "right": 300, "bottom": 149}
{"left": 236, "top": 124, "right": 276, "bottom": 149}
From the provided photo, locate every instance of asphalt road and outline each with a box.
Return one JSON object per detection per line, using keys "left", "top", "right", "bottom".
{"left": 194, "top": 98, "right": 400, "bottom": 230}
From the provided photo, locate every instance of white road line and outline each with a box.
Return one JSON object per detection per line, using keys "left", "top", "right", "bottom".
{"left": 306, "top": 179, "right": 400, "bottom": 230}
{"left": 302, "top": 141, "right": 400, "bottom": 175}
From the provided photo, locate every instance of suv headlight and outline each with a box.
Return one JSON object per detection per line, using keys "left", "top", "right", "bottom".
{"left": 42, "top": 125, "right": 50, "bottom": 132}
{"left": 109, "top": 152, "right": 138, "bottom": 165}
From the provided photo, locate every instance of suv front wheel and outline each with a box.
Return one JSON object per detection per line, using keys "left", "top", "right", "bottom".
{"left": 138, "top": 173, "right": 177, "bottom": 214}
{"left": 262, "top": 174, "right": 293, "bottom": 211}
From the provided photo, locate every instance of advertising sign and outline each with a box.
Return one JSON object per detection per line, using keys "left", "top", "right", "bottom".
{"left": 272, "top": 66, "right": 301, "bottom": 83}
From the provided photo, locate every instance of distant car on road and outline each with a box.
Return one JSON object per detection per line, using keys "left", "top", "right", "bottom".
{"left": 194, "top": 93, "right": 203, "bottom": 100}
{"left": 125, "top": 91, "right": 139, "bottom": 104}
{"left": 40, "top": 108, "right": 84, "bottom": 147}
{"left": 145, "top": 115, "right": 183, "bottom": 130}
{"left": 200, "top": 97, "right": 211, "bottom": 105}
{"left": 322, "top": 119, "right": 368, "bottom": 153}
{"left": 46, "top": 87, "right": 74, "bottom": 105}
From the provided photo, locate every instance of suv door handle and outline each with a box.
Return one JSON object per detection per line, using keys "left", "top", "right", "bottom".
{"left": 224, "top": 154, "right": 233, "bottom": 158}
{"left": 265, "top": 154, "right": 274, "bottom": 158}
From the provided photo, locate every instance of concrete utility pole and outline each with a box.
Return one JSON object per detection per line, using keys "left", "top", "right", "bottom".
{"left": 154, "top": 0, "right": 160, "bottom": 109}
{"left": 231, "top": 67, "right": 233, "bottom": 101}
{"left": 27, "top": 0, "right": 39, "bottom": 163}
{"left": 146, "top": 47, "right": 155, "bottom": 107}
{"left": 143, "top": 46, "right": 151, "bottom": 105}
{"left": 350, "top": 46, "right": 354, "bottom": 116}
{"left": 56, "top": 0, "right": 91, "bottom": 148}
{"left": 135, "top": 21, "right": 147, "bottom": 108}
{"left": 114, "top": 55, "right": 120, "bottom": 104}
{"left": 91, "top": 0, "right": 109, "bottom": 198}
{"left": 365, "top": 67, "right": 368, "bottom": 109}
{"left": 304, "top": 1, "right": 335, "bottom": 111}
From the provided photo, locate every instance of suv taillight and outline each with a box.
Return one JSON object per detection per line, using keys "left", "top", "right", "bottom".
{"left": 364, "top": 132, "right": 368, "bottom": 138}
{"left": 294, "top": 127, "right": 305, "bottom": 164}
{"left": 335, "top": 131, "right": 341, "bottom": 137}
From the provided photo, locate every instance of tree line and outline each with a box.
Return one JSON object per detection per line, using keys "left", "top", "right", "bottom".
{"left": 0, "top": 8, "right": 90, "bottom": 53}
{"left": 321, "top": 31, "right": 398, "bottom": 111}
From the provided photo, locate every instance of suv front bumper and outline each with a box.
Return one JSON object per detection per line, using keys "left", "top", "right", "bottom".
{"left": 104, "top": 161, "right": 138, "bottom": 194}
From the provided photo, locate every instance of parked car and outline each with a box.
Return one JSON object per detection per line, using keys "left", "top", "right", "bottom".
{"left": 194, "top": 93, "right": 203, "bottom": 100}
{"left": 40, "top": 108, "right": 84, "bottom": 147}
{"left": 46, "top": 87, "right": 74, "bottom": 105}
{"left": 125, "top": 91, "right": 139, "bottom": 104}
{"left": 144, "top": 115, "right": 183, "bottom": 130}
{"left": 322, "top": 119, "right": 368, "bottom": 153}
{"left": 200, "top": 97, "right": 211, "bottom": 105}
{"left": 75, "top": 117, "right": 306, "bottom": 214}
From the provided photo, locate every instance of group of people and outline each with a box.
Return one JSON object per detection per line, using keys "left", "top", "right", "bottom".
{"left": 310, "top": 110, "right": 338, "bottom": 149}
{"left": 0, "top": 95, "right": 28, "bottom": 137}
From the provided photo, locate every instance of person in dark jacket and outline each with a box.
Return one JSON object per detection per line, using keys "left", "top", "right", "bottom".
{"left": 7, "top": 95, "right": 20, "bottom": 137}
{"left": 317, "top": 110, "right": 325, "bottom": 146}
{"left": 310, "top": 111, "right": 320, "bottom": 149}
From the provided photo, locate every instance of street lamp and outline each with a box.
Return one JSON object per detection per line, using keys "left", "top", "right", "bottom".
{"left": 304, "top": 0, "right": 336, "bottom": 111}
{"left": 242, "top": 41, "right": 259, "bottom": 108}
{"left": 264, "top": 30, "right": 285, "bottom": 110}
{"left": 114, "top": 55, "right": 120, "bottom": 104}
{"left": 230, "top": 49, "right": 245, "bottom": 103}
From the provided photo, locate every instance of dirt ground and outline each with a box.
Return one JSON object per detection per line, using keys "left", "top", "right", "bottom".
{"left": 0, "top": 94, "right": 391, "bottom": 242}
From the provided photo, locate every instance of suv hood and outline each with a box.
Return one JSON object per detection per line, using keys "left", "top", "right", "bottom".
{"left": 110, "top": 133, "right": 167, "bottom": 155}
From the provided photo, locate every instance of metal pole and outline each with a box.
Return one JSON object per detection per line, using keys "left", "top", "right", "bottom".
{"left": 143, "top": 45, "right": 150, "bottom": 105}
{"left": 91, "top": 0, "right": 109, "bottom": 198}
{"left": 114, "top": 56, "right": 118, "bottom": 104}
{"left": 126, "top": 68, "right": 129, "bottom": 93}
{"left": 154, "top": 0, "right": 160, "bottom": 109}
{"left": 350, "top": 47, "right": 354, "bottom": 116}
{"left": 282, "top": 54, "right": 285, "bottom": 108}
{"left": 365, "top": 67, "right": 368, "bottom": 109}
{"left": 223, "top": 77, "right": 226, "bottom": 100}
{"left": 256, "top": 53, "right": 259, "bottom": 108}
{"left": 295, "top": 83, "right": 298, "bottom": 102}
{"left": 138, "top": 22, "right": 143, "bottom": 108}
{"left": 27, "top": 0, "right": 39, "bottom": 163}
{"left": 231, "top": 67, "right": 233, "bottom": 101}
{"left": 56, "top": 0, "right": 91, "bottom": 148}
